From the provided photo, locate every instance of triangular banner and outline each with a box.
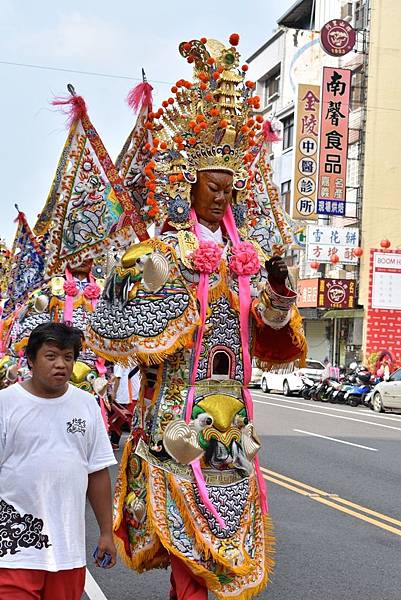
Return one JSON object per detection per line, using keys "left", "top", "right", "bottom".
{"left": 115, "top": 78, "right": 154, "bottom": 223}
{"left": 7, "top": 211, "right": 44, "bottom": 310}
{"left": 41, "top": 91, "right": 149, "bottom": 277}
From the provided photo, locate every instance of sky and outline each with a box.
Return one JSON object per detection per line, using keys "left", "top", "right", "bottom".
{"left": 0, "top": 0, "right": 293, "bottom": 245}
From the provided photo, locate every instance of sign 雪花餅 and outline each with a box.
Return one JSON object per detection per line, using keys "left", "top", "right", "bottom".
{"left": 292, "top": 84, "right": 320, "bottom": 220}
{"left": 306, "top": 224, "right": 359, "bottom": 264}
{"left": 317, "top": 67, "right": 351, "bottom": 217}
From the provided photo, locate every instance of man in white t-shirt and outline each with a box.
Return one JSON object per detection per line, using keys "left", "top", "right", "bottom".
{"left": 0, "top": 322, "right": 117, "bottom": 599}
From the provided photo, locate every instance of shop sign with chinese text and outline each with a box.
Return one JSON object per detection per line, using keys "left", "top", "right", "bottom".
{"left": 297, "top": 277, "right": 355, "bottom": 309}
{"left": 292, "top": 84, "right": 320, "bottom": 220}
{"left": 306, "top": 224, "right": 359, "bottom": 264}
{"left": 317, "top": 67, "right": 351, "bottom": 216}
{"left": 297, "top": 278, "right": 319, "bottom": 307}
{"left": 320, "top": 19, "right": 356, "bottom": 57}
{"left": 318, "top": 278, "right": 355, "bottom": 309}
{"left": 366, "top": 249, "right": 401, "bottom": 359}
{"left": 371, "top": 251, "right": 401, "bottom": 310}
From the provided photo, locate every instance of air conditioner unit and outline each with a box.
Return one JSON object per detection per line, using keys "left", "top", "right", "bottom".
{"left": 341, "top": 2, "right": 353, "bottom": 21}
{"left": 327, "top": 268, "right": 347, "bottom": 279}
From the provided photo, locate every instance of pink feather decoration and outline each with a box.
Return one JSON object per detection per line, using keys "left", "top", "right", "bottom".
{"left": 127, "top": 81, "right": 153, "bottom": 113}
{"left": 261, "top": 119, "right": 281, "bottom": 142}
{"left": 52, "top": 95, "right": 87, "bottom": 127}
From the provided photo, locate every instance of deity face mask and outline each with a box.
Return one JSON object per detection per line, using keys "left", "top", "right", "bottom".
{"left": 191, "top": 171, "right": 233, "bottom": 225}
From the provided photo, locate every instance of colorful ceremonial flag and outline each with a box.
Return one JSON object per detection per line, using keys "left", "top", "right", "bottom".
{"left": 7, "top": 211, "right": 44, "bottom": 309}
{"left": 39, "top": 89, "right": 149, "bottom": 278}
{"left": 115, "top": 76, "right": 154, "bottom": 223}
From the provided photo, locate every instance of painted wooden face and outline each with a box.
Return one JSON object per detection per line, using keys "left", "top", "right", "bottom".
{"left": 191, "top": 171, "right": 234, "bottom": 224}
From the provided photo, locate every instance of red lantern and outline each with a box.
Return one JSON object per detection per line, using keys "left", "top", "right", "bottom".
{"left": 310, "top": 261, "right": 320, "bottom": 270}
{"left": 380, "top": 239, "right": 391, "bottom": 249}
{"left": 330, "top": 253, "right": 340, "bottom": 264}
{"left": 353, "top": 247, "right": 363, "bottom": 257}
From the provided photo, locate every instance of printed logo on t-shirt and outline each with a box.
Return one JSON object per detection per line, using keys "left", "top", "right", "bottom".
{"left": 0, "top": 499, "right": 51, "bottom": 557}
{"left": 66, "top": 417, "right": 86, "bottom": 436}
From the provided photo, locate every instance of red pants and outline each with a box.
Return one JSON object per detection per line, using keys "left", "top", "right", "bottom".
{"left": 0, "top": 567, "right": 86, "bottom": 600}
{"left": 170, "top": 555, "right": 208, "bottom": 600}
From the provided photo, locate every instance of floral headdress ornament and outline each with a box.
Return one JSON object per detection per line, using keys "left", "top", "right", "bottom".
{"left": 140, "top": 34, "right": 268, "bottom": 229}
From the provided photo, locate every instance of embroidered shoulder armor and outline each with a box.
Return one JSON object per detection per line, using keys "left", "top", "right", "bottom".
{"left": 86, "top": 239, "right": 199, "bottom": 364}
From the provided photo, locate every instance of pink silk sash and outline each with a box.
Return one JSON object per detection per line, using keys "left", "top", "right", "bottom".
{"left": 223, "top": 206, "right": 268, "bottom": 514}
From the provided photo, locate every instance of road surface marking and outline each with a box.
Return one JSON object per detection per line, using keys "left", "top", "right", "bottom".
{"left": 253, "top": 399, "right": 401, "bottom": 432}
{"left": 85, "top": 569, "right": 108, "bottom": 600}
{"left": 293, "top": 428, "right": 378, "bottom": 451}
{"left": 261, "top": 467, "right": 401, "bottom": 531}
{"left": 253, "top": 392, "right": 401, "bottom": 423}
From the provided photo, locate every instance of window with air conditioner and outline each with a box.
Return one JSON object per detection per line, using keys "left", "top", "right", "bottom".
{"left": 341, "top": 2, "right": 353, "bottom": 21}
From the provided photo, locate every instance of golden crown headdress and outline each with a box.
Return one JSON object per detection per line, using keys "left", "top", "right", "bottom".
{"left": 141, "top": 34, "right": 267, "bottom": 228}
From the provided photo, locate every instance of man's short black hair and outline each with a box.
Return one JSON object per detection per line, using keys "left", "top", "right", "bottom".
{"left": 26, "top": 322, "right": 84, "bottom": 362}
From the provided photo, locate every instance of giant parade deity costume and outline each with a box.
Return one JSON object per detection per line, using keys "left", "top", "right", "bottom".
{"left": 87, "top": 34, "right": 306, "bottom": 599}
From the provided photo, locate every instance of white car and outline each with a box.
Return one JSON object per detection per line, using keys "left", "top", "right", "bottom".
{"left": 370, "top": 368, "right": 401, "bottom": 412}
{"left": 260, "top": 359, "right": 325, "bottom": 396}
{"left": 249, "top": 361, "right": 263, "bottom": 388}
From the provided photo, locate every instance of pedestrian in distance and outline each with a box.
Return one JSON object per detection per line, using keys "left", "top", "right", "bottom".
{"left": 0, "top": 322, "right": 117, "bottom": 600}
{"left": 109, "top": 364, "right": 141, "bottom": 450}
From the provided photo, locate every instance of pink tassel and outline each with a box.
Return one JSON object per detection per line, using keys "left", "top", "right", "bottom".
{"left": 191, "top": 459, "right": 226, "bottom": 529}
{"left": 63, "top": 267, "right": 75, "bottom": 324}
{"left": 262, "top": 119, "right": 281, "bottom": 143}
{"left": 52, "top": 95, "right": 87, "bottom": 128}
{"left": 127, "top": 81, "right": 153, "bottom": 114}
{"left": 17, "top": 350, "right": 24, "bottom": 383}
{"left": 95, "top": 357, "right": 107, "bottom": 375}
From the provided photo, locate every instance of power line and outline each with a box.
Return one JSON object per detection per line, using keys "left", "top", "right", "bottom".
{"left": 0, "top": 59, "right": 173, "bottom": 86}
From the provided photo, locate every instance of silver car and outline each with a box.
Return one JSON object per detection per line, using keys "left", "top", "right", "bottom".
{"left": 370, "top": 368, "right": 401, "bottom": 412}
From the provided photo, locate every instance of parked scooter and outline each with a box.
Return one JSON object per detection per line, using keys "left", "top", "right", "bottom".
{"left": 343, "top": 369, "right": 374, "bottom": 407}
{"left": 300, "top": 374, "right": 315, "bottom": 399}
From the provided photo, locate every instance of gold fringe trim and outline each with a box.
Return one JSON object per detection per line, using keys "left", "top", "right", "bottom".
{"left": 146, "top": 467, "right": 221, "bottom": 590}
{"left": 214, "top": 514, "right": 275, "bottom": 600}
{"left": 208, "top": 277, "right": 230, "bottom": 305}
{"left": 113, "top": 438, "right": 132, "bottom": 532}
{"left": 167, "top": 473, "right": 252, "bottom": 577}
{"left": 114, "top": 458, "right": 167, "bottom": 572}
{"left": 256, "top": 305, "right": 307, "bottom": 372}
{"left": 85, "top": 329, "right": 195, "bottom": 367}
{"left": 14, "top": 338, "right": 28, "bottom": 353}
{"left": 289, "top": 305, "right": 307, "bottom": 368}
{"left": 48, "top": 294, "right": 94, "bottom": 315}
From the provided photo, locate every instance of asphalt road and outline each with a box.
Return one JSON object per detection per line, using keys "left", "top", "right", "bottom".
{"left": 83, "top": 392, "right": 401, "bottom": 599}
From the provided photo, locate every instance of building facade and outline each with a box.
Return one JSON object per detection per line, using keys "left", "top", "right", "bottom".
{"left": 247, "top": 0, "right": 381, "bottom": 366}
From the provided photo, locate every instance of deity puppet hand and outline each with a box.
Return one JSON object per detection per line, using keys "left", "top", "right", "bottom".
{"left": 265, "top": 256, "right": 288, "bottom": 286}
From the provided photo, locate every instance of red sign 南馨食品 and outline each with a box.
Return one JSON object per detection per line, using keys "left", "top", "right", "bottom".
{"left": 317, "top": 278, "right": 356, "bottom": 309}
{"left": 320, "top": 19, "right": 356, "bottom": 57}
{"left": 317, "top": 67, "right": 351, "bottom": 217}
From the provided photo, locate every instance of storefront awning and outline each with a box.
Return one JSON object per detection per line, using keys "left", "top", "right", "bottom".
{"left": 322, "top": 309, "right": 365, "bottom": 319}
